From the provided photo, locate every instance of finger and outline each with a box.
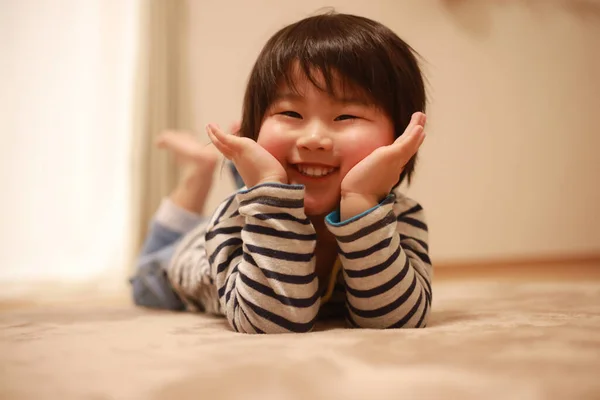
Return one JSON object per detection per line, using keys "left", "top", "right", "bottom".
{"left": 410, "top": 112, "right": 426, "bottom": 128}
{"left": 392, "top": 125, "right": 425, "bottom": 165}
{"left": 206, "top": 126, "right": 232, "bottom": 159}
{"left": 208, "top": 124, "right": 239, "bottom": 148}
{"left": 416, "top": 125, "right": 426, "bottom": 147}
{"left": 208, "top": 123, "right": 250, "bottom": 159}
{"left": 414, "top": 112, "right": 426, "bottom": 127}
{"left": 403, "top": 124, "right": 425, "bottom": 151}
{"left": 394, "top": 112, "right": 426, "bottom": 145}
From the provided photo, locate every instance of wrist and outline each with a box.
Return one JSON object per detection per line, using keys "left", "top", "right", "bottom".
{"left": 256, "top": 177, "right": 288, "bottom": 186}
{"left": 339, "top": 192, "right": 380, "bottom": 221}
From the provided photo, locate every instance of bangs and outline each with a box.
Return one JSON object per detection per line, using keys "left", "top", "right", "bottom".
{"left": 258, "top": 14, "right": 396, "bottom": 112}
{"left": 278, "top": 62, "right": 375, "bottom": 107}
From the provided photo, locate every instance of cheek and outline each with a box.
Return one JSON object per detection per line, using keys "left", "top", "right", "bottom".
{"left": 256, "top": 120, "right": 293, "bottom": 164}
{"left": 338, "top": 126, "right": 395, "bottom": 170}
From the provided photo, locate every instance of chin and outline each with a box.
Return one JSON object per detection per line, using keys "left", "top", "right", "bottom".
{"left": 303, "top": 196, "right": 338, "bottom": 217}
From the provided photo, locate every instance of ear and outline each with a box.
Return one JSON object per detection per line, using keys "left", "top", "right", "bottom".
{"left": 229, "top": 121, "right": 241, "bottom": 136}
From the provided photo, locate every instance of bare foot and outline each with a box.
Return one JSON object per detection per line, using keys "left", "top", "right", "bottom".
{"left": 156, "top": 131, "right": 220, "bottom": 177}
{"left": 157, "top": 130, "right": 221, "bottom": 214}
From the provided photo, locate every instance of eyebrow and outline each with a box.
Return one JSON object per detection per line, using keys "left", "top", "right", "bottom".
{"left": 273, "top": 91, "right": 372, "bottom": 107}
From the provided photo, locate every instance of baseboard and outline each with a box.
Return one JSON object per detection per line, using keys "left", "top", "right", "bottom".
{"left": 434, "top": 253, "right": 600, "bottom": 280}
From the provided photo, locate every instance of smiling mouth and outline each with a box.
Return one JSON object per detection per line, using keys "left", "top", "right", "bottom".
{"left": 294, "top": 164, "right": 338, "bottom": 178}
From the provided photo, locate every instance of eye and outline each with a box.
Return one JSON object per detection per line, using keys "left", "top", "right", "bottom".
{"left": 279, "top": 111, "right": 302, "bottom": 119}
{"left": 334, "top": 114, "right": 358, "bottom": 121}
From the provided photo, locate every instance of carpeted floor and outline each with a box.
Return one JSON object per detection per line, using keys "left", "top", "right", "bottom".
{"left": 1, "top": 278, "right": 599, "bottom": 399}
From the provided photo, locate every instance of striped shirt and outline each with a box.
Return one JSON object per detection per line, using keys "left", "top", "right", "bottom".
{"left": 167, "top": 182, "right": 432, "bottom": 334}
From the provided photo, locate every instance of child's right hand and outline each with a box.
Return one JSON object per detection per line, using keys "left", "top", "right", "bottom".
{"left": 206, "top": 124, "right": 288, "bottom": 188}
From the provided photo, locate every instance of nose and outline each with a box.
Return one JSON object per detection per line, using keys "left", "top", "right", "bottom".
{"left": 296, "top": 127, "right": 333, "bottom": 152}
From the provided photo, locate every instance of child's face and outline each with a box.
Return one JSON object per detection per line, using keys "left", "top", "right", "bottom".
{"left": 257, "top": 69, "right": 395, "bottom": 217}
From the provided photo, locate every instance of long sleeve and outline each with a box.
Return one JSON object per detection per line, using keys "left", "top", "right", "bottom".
{"left": 204, "top": 183, "right": 321, "bottom": 334}
{"left": 325, "top": 192, "right": 432, "bottom": 329}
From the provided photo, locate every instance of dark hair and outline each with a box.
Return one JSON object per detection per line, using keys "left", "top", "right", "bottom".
{"left": 239, "top": 11, "right": 426, "bottom": 184}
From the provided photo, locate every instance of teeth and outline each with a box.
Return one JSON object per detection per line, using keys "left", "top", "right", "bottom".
{"left": 297, "top": 165, "right": 335, "bottom": 177}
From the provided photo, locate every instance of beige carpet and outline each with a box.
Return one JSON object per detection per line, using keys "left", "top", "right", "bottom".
{"left": 1, "top": 279, "right": 599, "bottom": 400}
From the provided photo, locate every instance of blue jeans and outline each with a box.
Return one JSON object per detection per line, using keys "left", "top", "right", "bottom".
{"left": 130, "top": 162, "right": 243, "bottom": 310}
{"left": 130, "top": 221, "right": 187, "bottom": 310}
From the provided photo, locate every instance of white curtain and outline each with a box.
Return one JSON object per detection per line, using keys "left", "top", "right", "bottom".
{"left": 0, "top": 1, "right": 142, "bottom": 297}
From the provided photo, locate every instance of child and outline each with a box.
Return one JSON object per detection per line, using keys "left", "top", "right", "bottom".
{"left": 131, "top": 12, "right": 432, "bottom": 334}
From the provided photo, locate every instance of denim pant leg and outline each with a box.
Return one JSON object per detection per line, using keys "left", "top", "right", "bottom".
{"left": 130, "top": 221, "right": 186, "bottom": 310}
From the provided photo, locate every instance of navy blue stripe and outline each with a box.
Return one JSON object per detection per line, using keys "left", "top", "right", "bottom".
{"left": 345, "top": 255, "right": 409, "bottom": 298}
{"left": 345, "top": 307, "right": 359, "bottom": 328}
{"left": 239, "top": 196, "right": 303, "bottom": 209}
{"left": 399, "top": 234, "right": 429, "bottom": 252}
{"left": 216, "top": 246, "right": 244, "bottom": 275}
{"left": 345, "top": 246, "right": 401, "bottom": 278}
{"left": 419, "top": 277, "right": 432, "bottom": 306}
{"left": 399, "top": 216, "right": 428, "bottom": 232}
{"left": 415, "top": 292, "right": 429, "bottom": 328}
{"left": 239, "top": 304, "right": 265, "bottom": 334}
{"left": 177, "top": 264, "right": 184, "bottom": 287}
{"left": 244, "top": 224, "right": 316, "bottom": 241}
{"left": 241, "top": 182, "right": 303, "bottom": 194}
{"left": 340, "top": 237, "right": 392, "bottom": 260}
{"left": 237, "top": 292, "right": 316, "bottom": 333}
{"left": 347, "top": 273, "right": 417, "bottom": 319}
{"left": 239, "top": 272, "right": 320, "bottom": 308}
{"left": 335, "top": 211, "right": 396, "bottom": 244}
{"left": 404, "top": 249, "right": 432, "bottom": 302}
{"left": 243, "top": 253, "right": 316, "bottom": 284}
{"left": 209, "top": 237, "right": 243, "bottom": 265}
{"left": 332, "top": 195, "right": 395, "bottom": 227}
{"left": 411, "top": 249, "right": 432, "bottom": 265}
{"left": 231, "top": 296, "right": 239, "bottom": 332}
{"left": 410, "top": 266, "right": 431, "bottom": 306}
{"left": 222, "top": 264, "right": 239, "bottom": 301}
{"left": 246, "top": 243, "right": 314, "bottom": 262}
{"left": 206, "top": 225, "right": 243, "bottom": 241}
{"left": 182, "top": 293, "right": 205, "bottom": 312}
{"left": 253, "top": 213, "right": 311, "bottom": 225}
{"left": 214, "top": 195, "right": 236, "bottom": 226}
{"left": 387, "top": 289, "right": 424, "bottom": 328}
{"left": 396, "top": 204, "right": 423, "bottom": 219}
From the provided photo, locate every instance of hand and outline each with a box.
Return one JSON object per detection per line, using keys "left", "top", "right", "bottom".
{"left": 340, "top": 112, "right": 426, "bottom": 203}
{"left": 206, "top": 123, "right": 288, "bottom": 188}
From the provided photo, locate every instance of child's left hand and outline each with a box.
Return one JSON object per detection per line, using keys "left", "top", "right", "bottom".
{"left": 340, "top": 112, "right": 426, "bottom": 204}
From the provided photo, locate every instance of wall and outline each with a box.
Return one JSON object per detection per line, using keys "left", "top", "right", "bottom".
{"left": 0, "top": 1, "right": 140, "bottom": 290}
{"left": 190, "top": 0, "right": 600, "bottom": 263}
